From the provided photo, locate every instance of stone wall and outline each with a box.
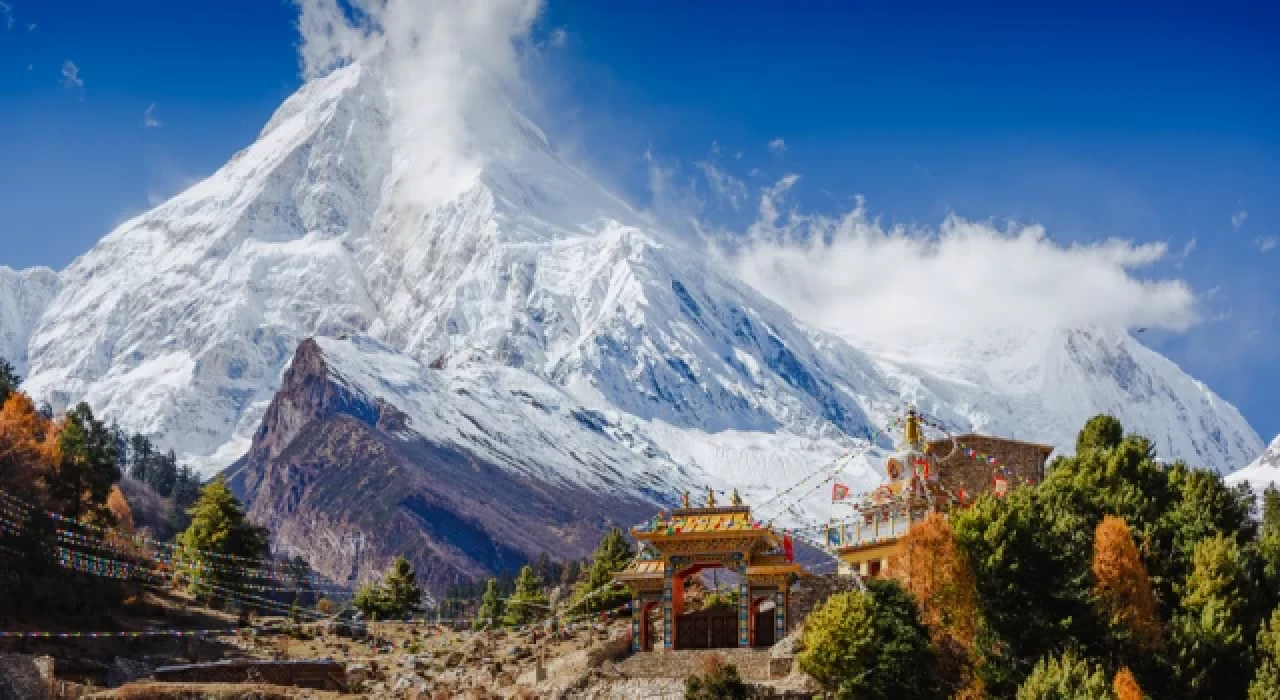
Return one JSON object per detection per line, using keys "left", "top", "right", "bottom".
{"left": 152, "top": 659, "right": 345, "bottom": 691}
{"left": 788, "top": 574, "right": 861, "bottom": 629}
{"left": 927, "top": 434, "right": 1053, "bottom": 502}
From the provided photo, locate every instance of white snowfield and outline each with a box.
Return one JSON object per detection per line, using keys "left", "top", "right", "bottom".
{"left": 1226, "top": 435, "right": 1280, "bottom": 494}
{"left": 3, "top": 61, "right": 1265, "bottom": 527}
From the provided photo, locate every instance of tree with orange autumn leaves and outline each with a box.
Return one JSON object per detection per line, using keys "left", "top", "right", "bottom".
{"left": 892, "top": 513, "right": 982, "bottom": 697}
{"left": 1093, "top": 515, "right": 1163, "bottom": 654}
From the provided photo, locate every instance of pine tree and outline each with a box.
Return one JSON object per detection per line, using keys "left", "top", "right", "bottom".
{"left": 50, "top": 403, "right": 121, "bottom": 522}
{"left": 474, "top": 578, "right": 505, "bottom": 629}
{"left": 149, "top": 449, "right": 179, "bottom": 497}
{"left": 1171, "top": 534, "right": 1252, "bottom": 698}
{"left": 128, "top": 433, "right": 154, "bottom": 483}
{"left": 382, "top": 556, "right": 424, "bottom": 618}
{"left": 578, "top": 527, "right": 633, "bottom": 612}
{"left": 1250, "top": 608, "right": 1280, "bottom": 700}
{"left": 798, "top": 580, "right": 941, "bottom": 700}
{"left": 0, "top": 358, "right": 19, "bottom": 404}
{"left": 1015, "top": 651, "right": 1111, "bottom": 700}
{"left": 1093, "top": 515, "right": 1162, "bottom": 652}
{"left": 1076, "top": 414, "right": 1124, "bottom": 454}
{"left": 176, "top": 478, "right": 269, "bottom": 602}
{"left": 505, "top": 564, "right": 548, "bottom": 626}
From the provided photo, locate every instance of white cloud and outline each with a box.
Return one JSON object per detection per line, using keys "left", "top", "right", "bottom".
{"left": 720, "top": 182, "right": 1198, "bottom": 348}
{"left": 768, "top": 138, "right": 786, "bottom": 156}
{"left": 295, "top": 0, "right": 542, "bottom": 211}
{"left": 0, "top": 2, "right": 12, "bottom": 31}
{"left": 144, "top": 103, "right": 162, "bottom": 128}
{"left": 548, "top": 27, "right": 567, "bottom": 48}
{"left": 1257, "top": 236, "right": 1277, "bottom": 253}
{"left": 61, "top": 60, "right": 83, "bottom": 89}
{"left": 695, "top": 160, "right": 747, "bottom": 210}
{"left": 1232, "top": 209, "right": 1248, "bottom": 231}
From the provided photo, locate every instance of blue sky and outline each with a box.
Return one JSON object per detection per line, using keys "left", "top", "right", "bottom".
{"left": 1, "top": 0, "right": 1278, "bottom": 440}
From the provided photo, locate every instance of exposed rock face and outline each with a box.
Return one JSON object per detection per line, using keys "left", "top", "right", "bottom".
{"left": 227, "top": 339, "right": 654, "bottom": 591}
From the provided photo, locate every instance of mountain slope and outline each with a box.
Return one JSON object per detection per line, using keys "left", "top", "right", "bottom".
{"left": 227, "top": 336, "right": 662, "bottom": 588}
{"left": 11, "top": 56, "right": 1264, "bottom": 519}
{"left": 1226, "top": 435, "right": 1280, "bottom": 494}
{"left": 0, "top": 265, "right": 60, "bottom": 378}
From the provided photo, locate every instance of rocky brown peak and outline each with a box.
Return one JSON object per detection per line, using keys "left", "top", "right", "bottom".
{"left": 247, "top": 338, "right": 383, "bottom": 463}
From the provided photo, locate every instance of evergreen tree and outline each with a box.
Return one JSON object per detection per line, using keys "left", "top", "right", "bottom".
{"left": 288, "top": 555, "right": 316, "bottom": 608}
{"left": 1170, "top": 534, "right": 1252, "bottom": 698}
{"left": 150, "top": 449, "right": 179, "bottom": 497}
{"left": 0, "top": 357, "right": 19, "bottom": 404}
{"left": 1258, "top": 487, "right": 1280, "bottom": 598}
{"left": 175, "top": 478, "right": 269, "bottom": 602}
{"left": 1014, "top": 650, "right": 1112, "bottom": 700}
{"left": 128, "top": 433, "right": 154, "bottom": 483}
{"left": 382, "top": 556, "right": 424, "bottom": 618}
{"left": 505, "top": 564, "right": 549, "bottom": 626}
{"left": 50, "top": 403, "right": 121, "bottom": 522}
{"left": 474, "top": 578, "right": 505, "bottom": 629}
{"left": 353, "top": 582, "right": 389, "bottom": 619}
{"left": 1250, "top": 608, "right": 1280, "bottom": 700}
{"left": 1076, "top": 414, "right": 1124, "bottom": 454}
{"left": 578, "top": 527, "right": 633, "bottom": 612}
{"left": 798, "top": 579, "right": 942, "bottom": 700}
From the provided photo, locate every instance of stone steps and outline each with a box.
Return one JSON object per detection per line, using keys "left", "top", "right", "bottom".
{"left": 614, "top": 649, "right": 775, "bottom": 682}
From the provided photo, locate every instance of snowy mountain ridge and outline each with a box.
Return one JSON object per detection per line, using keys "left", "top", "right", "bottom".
{"left": 3, "top": 61, "right": 1265, "bottom": 524}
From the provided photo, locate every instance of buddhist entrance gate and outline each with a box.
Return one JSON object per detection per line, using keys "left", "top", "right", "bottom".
{"left": 614, "top": 498, "right": 806, "bottom": 652}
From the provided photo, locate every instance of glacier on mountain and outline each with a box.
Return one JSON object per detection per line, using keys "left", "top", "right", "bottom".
{"left": 4, "top": 60, "right": 1265, "bottom": 527}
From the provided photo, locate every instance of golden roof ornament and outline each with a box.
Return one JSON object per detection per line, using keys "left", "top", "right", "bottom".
{"left": 730, "top": 488, "right": 743, "bottom": 506}
{"left": 706, "top": 486, "right": 716, "bottom": 508}
{"left": 904, "top": 405, "right": 924, "bottom": 450}
{"left": 681, "top": 491, "right": 691, "bottom": 509}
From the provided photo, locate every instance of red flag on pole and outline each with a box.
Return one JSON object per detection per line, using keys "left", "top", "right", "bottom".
{"left": 782, "top": 535, "right": 795, "bottom": 562}
{"left": 832, "top": 482, "right": 851, "bottom": 501}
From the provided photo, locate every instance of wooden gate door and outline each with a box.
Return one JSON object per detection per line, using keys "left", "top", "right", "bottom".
{"left": 677, "top": 609, "right": 739, "bottom": 649}
{"left": 753, "top": 609, "right": 776, "bottom": 647}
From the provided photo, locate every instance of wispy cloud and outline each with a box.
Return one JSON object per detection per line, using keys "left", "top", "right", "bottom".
{"left": 719, "top": 179, "right": 1198, "bottom": 347}
{"left": 1232, "top": 209, "right": 1248, "bottom": 231}
{"left": 1176, "top": 237, "right": 1197, "bottom": 267}
{"left": 1257, "top": 236, "right": 1277, "bottom": 253}
{"left": 61, "top": 60, "right": 83, "bottom": 89}
{"left": 768, "top": 138, "right": 786, "bottom": 156}
{"left": 548, "top": 27, "right": 567, "bottom": 48}
{"left": 695, "top": 160, "right": 748, "bottom": 210}
{"left": 0, "top": 1, "right": 13, "bottom": 31}
{"left": 144, "top": 103, "right": 162, "bottom": 128}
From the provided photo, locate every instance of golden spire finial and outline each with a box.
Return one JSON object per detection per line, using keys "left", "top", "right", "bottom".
{"left": 706, "top": 486, "right": 716, "bottom": 508}
{"left": 681, "top": 491, "right": 691, "bottom": 509}
{"left": 904, "top": 405, "right": 923, "bottom": 449}
{"left": 730, "top": 488, "right": 743, "bottom": 506}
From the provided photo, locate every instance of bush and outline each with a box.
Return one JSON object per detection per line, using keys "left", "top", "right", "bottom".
{"left": 685, "top": 655, "right": 747, "bottom": 700}
{"left": 798, "top": 579, "right": 941, "bottom": 699}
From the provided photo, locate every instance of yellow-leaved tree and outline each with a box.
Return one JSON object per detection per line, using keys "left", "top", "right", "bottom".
{"left": 1093, "top": 515, "right": 1162, "bottom": 652}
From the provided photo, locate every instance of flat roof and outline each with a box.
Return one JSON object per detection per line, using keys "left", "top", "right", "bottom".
{"left": 927, "top": 433, "right": 1055, "bottom": 456}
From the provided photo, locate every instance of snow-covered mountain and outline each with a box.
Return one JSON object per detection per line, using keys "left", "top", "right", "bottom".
{"left": 0, "top": 265, "right": 60, "bottom": 378}
{"left": 1226, "top": 435, "right": 1280, "bottom": 495}
{"left": 5, "top": 60, "right": 1265, "bottom": 525}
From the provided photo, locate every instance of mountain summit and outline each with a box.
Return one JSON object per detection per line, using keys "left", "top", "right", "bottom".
{"left": 7, "top": 60, "right": 1264, "bottom": 517}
